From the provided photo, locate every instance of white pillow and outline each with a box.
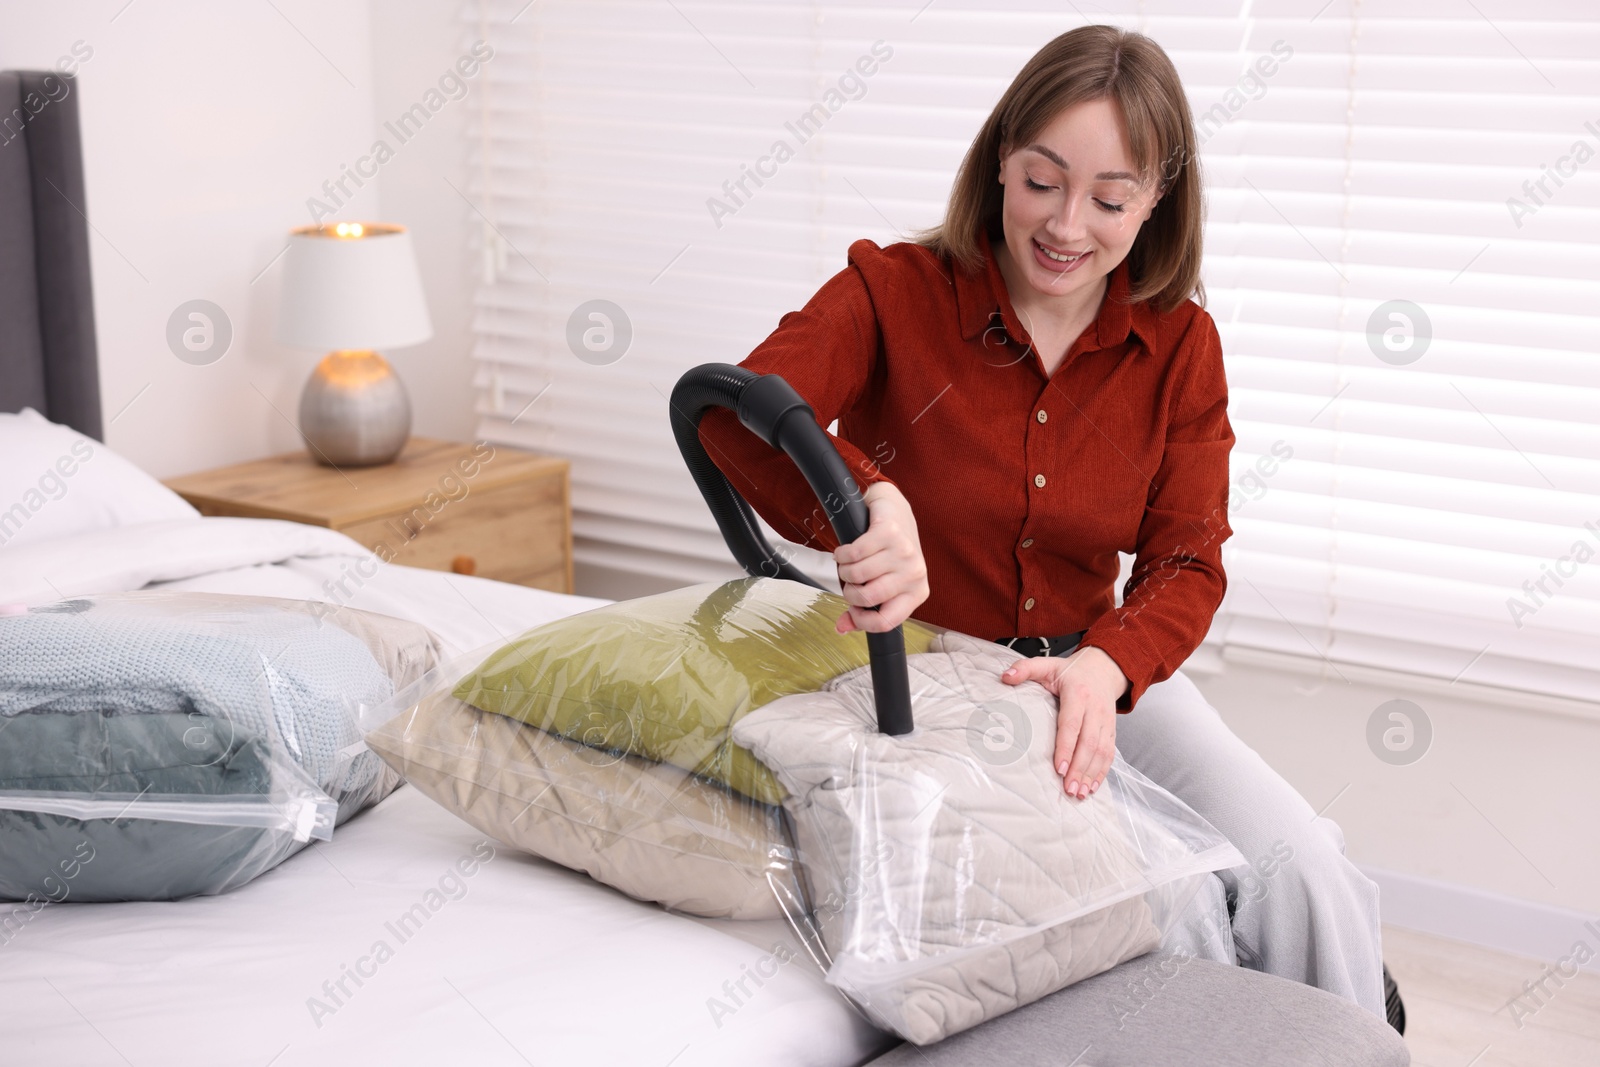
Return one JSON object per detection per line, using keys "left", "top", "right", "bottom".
{"left": 0, "top": 408, "right": 199, "bottom": 550}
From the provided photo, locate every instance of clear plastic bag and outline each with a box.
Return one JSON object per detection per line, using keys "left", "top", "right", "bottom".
{"left": 731, "top": 631, "right": 1246, "bottom": 1045}
{"left": 0, "top": 592, "right": 439, "bottom": 901}
{"left": 358, "top": 577, "right": 943, "bottom": 920}
{"left": 356, "top": 579, "right": 1243, "bottom": 1043}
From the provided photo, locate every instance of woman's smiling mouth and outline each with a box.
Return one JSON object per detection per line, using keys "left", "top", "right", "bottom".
{"left": 1033, "top": 238, "right": 1090, "bottom": 273}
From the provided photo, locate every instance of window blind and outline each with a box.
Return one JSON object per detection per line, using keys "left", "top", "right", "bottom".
{"left": 465, "top": 0, "right": 1600, "bottom": 703}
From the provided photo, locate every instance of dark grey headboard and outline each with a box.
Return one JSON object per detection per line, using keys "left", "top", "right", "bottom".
{"left": 0, "top": 70, "right": 101, "bottom": 440}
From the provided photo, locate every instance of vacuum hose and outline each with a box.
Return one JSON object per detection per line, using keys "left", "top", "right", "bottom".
{"left": 670, "top": 363, "right": 914, "bottom": 736}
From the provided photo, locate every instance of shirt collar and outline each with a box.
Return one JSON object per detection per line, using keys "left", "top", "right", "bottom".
{"left": 954, "top": 225, "right": 1156, "bottom": 354}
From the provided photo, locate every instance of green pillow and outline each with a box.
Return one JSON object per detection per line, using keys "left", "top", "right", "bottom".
{"left": 452, "top": 578, "right": 939, "bottom": 805}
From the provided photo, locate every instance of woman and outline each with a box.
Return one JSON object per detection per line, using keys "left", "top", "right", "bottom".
{"left": 698, "top": 25, "right": 1397, "bottom": 1027}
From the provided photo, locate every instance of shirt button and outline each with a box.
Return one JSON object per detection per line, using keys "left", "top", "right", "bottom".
{"left": 1024, "top": 598, "right": 1036, "bottom": 611}
{"left": 1034, "top": 474, "right": 1046, "bottom": 488}
{"left": 1020, "top": 538, "right": 1034, "bottom": 548}
{"left": 1036, "top": 409, "right": 1048, "bottom": 424}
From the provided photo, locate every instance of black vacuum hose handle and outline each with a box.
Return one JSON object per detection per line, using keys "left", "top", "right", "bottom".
{"left": 670, "top": 363, "right": 913, "bottom": 736}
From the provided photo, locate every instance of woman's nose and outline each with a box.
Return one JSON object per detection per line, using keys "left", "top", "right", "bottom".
{"left": 1044, "top": 199, "right": 1088, "bottom": 246}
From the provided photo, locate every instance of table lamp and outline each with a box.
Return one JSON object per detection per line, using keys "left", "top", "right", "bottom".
{"left": 276, "top": 221, "right": 432, "bottom": 467}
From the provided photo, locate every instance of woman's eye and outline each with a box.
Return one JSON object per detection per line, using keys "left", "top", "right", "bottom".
{"left": 1095, "top": 199, "right": 1126, "bottom": 213}
{"left": 1024, "top": 176, "right": 1053, "bottom": 192}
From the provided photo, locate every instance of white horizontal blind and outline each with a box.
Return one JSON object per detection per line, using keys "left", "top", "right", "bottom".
{"left": 1196, "top": 0, "right": 1600, "bottom": 702}
{"left": 466, "top": 0, "right": 1600, "bottom": 702}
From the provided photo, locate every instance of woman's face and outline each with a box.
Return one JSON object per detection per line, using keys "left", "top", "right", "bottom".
{"left": 996, "top": 98, "right": 1161, "bottom": 305}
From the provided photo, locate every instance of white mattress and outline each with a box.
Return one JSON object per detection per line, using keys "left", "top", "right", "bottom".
{"left": 0, "top": 518, "right": 896, "bottom": 1067}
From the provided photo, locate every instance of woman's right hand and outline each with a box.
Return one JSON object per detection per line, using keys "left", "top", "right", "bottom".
{"left": 832, "top": 481, "right": 930, "bottom": 633}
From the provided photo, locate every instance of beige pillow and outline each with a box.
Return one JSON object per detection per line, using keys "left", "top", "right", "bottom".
{"left": 733, "top": 633, "right": 1194, "bottom": 1044}
{"left": 366, "top": 690, "right": 802, "bottom": 921}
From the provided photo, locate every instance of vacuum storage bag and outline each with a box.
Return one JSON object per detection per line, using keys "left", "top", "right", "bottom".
{"left": 360, "top": 577, "right": 941, "bottom": 921}
{"left": 359, "top": 576, "right": 1242, "bottom": 1044}
{"left": 0, "top": 592, "right": 438, "bottom": 901}
{"left": 732, "top": 631, "right": 1246, "bottom": 1045}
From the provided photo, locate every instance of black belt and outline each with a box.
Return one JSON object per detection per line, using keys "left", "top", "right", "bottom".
{"left": 994, "top": 630, "right": 1086, "bottom": 658}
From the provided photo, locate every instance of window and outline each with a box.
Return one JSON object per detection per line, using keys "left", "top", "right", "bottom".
{"left": 469, "top": 1, "right": 1600, "bottom": 701}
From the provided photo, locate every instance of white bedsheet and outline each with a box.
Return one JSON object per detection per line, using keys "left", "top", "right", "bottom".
{"left": 0, "top": 516, "right": 608, "bottom": 656}
{"left": 0, "top": 518, "right": 896, "bottom": 1067}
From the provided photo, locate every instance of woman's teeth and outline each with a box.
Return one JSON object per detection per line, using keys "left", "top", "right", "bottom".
{"left": 1036, "top": 242, "right": 1085, "bottom": 263}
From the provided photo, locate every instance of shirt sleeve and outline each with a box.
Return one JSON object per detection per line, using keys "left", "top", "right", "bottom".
{"left": 696, "top": 244, "right": 897, "bottom": 554}
{"left": 1078, "top": 311, "right": 1235, "bottom": 712}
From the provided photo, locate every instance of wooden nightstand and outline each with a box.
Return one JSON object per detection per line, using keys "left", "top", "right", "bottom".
{"left": 164, "top": 437, "right": 573, "bottom": 593}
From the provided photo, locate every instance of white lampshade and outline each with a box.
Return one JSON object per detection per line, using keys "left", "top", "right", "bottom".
{"left": 276, "top": 222, "right": 433, "bottom": 351}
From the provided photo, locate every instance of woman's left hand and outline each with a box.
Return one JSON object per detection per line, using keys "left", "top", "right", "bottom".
{"left": 1001, "top": 646, "right": 1127, "bottom": 800}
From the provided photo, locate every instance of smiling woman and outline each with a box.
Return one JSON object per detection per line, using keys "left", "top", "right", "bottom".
{"left": 922, "top": 32, "right": 1202, "bottom": 303}
{"left": 697, "top": 23, "right": 1402, "bottom": 1032}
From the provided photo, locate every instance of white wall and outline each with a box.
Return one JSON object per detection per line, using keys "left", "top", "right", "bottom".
{"left": 1188, "top": 656, "right": 1600, "bottom": 919}
{"left": 366, "top": 0, "right": 478, "bottom": 449}
{"left": 0, "top": 0, "right": 474, "bottom": 478}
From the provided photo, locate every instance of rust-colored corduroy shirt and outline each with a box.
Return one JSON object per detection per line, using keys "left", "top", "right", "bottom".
{"left": 698, "top": 229, "right": 1235, "bottom": 711}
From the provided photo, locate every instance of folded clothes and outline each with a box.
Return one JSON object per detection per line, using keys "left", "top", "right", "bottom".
{"left": 0, "top": 708, "right": 273, "bottom": 797}
{"left": 0, "top": 594, "right": 402, "bottom": 792}
{"left": 0, "top": 592, "right": 440, "bottom": 901}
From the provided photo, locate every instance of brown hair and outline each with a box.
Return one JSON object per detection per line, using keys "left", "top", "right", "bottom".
{"left": 917, "top": 25, "right": 1204, "bottom": 313}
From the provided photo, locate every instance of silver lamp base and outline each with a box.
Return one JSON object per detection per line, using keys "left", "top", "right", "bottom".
{"left": 297, "top": 350, "right": 412, "bottom": 467}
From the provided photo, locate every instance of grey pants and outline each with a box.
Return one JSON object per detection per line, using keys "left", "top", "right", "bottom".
{"left": 1114, "top": 668, "right": 1387, "bottom": 1019}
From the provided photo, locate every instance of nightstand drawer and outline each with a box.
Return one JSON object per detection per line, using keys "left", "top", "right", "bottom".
{"left": 340, "top": 475, "right": 569, "bottom": 592}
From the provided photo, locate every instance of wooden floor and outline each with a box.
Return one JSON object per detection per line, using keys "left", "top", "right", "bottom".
{"left": 1384, "top": 926, "right": 1600, "bottom": 1066}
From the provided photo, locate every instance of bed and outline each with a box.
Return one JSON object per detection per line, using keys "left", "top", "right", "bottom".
{"left": 0, "top": 67, "right": 897, "bottom": 1067}
{"left": 0, "top": 520, "right": 899, "bottom": 1067}
{"left": 0, "top": 67, "right": 1407, "bottom": 1067}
